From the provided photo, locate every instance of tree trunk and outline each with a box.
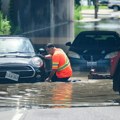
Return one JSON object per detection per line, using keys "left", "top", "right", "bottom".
{"left": 87, "top": 0, "right": 92, "bottom": 6}
{"left": 92, "top": 0, "right": 99, "bottom": 19}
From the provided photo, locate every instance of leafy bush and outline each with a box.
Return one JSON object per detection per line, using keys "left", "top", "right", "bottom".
{"left": 74, "top": 5, "right": 82, "bottom": 20}
{"left": 0, "top": 12, "right": 11, "bottom": 35}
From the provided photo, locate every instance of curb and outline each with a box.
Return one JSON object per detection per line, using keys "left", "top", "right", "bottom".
{"left": 79, "top": 9, "right": 120, "bottom": 22}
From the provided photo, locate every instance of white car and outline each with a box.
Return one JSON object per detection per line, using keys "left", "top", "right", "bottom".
{"left": 99, "top": 0, "right": 109, "bottom": 6}
{"left": 108, "top": 0, "right": 120, "bottom": 11}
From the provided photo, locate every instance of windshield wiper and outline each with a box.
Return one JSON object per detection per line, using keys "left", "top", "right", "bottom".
{"left": 15, "top": 55, "right": 32, "bottom": 58}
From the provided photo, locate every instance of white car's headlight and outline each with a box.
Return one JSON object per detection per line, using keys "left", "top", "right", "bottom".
{"left": 105, "top": 51, "right": 118, "bottom": 59}
{"left": 31, "top": 57, "right": 43, "bottom": 67}
{"left": 67, "top": 51, "right": 80, "bottom": 59}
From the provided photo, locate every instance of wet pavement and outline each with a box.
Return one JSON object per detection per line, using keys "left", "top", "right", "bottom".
{"left": 0, "top": 9, "right": 120, "bottom": 119}
{"left": 0, "top": 77, "right": 120, "bottom": 120}
{"left": 0, "top": 105, "right": 120, "bottom": 120}
{"left": 0, "top": 77, "right": 119, "bottom": 109}
{"left": 3, "top": 13, "right": 120, "bottom": 109}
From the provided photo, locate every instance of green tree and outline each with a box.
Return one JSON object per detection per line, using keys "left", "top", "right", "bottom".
{"left": 74, "top": 5, "right": 82, "bottom": 20}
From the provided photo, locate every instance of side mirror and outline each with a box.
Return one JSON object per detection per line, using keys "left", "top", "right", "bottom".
{"left": 65, "top": 42, "right": 72, "bottom": 46}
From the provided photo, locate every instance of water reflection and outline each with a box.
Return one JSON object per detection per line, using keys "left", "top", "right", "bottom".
{"left": 28, "top": 18, "right": 120, "bottom": 54}
{"left": 76, "top": 19, "right": 120, "bottom": 35}
{"left": 0, "top": 19, "right": 120, "bottom": 108}
{"left": 0, "top": 83, "right": 73, "bottom": 108}
{"left": 0, "top": 80, "right": 119, "bottom": 109}
{"left": 52, "top": 83, "right": 72, "bottom": 108}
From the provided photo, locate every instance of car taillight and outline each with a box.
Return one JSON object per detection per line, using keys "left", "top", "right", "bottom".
{"left": 105, "top": 51, "right": 118, "bottom": 59}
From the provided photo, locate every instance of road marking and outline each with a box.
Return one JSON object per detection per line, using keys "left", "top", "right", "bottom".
{"left": 12, "top": 112, "right": 23, "bottom": 120}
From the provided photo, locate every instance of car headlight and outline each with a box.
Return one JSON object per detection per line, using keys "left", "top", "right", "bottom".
{"left": 67, "top": 51, "right": 80, "bottom": 59}
{"left": 105, "top": 51, "right": 118, "bottom": 59}
{"left": 31, "top": 57, "right": 43, "bottom": 67}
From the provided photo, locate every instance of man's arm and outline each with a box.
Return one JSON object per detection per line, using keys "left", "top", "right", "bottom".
{"left": 44, "top": 54, "right": 52, "bottom": 59}
{"left": 45, "top": 53, "right": 59, "bottom": 82}
{"left": 45, "top": 70, "right": 56, "bottom": 82}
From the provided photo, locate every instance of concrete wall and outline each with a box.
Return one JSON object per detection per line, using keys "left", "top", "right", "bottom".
{"left": 1, "top": 0, "right": 74, "bottom": 36}
{"left": 52, "top": 0, "right": 74, "bottom": 24}
{"left": 1, "top": 0, "right": 74, "bottom": 50}
{"left": 1, "top": 0, "right": 10, "bottom": 15}
{"left": 5, "top": 0, "right": 74, "bottom": 36}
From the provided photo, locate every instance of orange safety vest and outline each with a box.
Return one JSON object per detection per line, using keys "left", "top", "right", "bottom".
{"left": 52, "top": 48, "right": 72, "bottom": 78}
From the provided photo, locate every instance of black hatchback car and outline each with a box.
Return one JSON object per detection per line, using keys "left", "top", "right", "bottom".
{"left": 0, "top": 36, "right": 46, "bottom": 83}
{"left": 66, "top": 31, "right": 120, "bottom": 75}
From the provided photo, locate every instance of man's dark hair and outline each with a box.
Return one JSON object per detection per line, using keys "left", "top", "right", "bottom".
{"left": 46, "top": 43, "right": 55, "bottom": 48}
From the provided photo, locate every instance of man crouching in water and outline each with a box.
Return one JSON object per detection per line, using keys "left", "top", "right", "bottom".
{"left": 44, "top": 43, "right": 72, "bottom": 82}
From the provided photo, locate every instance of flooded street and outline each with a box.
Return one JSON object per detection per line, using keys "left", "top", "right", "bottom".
{"left": 0, "top": 2, "right": 120, "bottom": 119}
{"left": 0, "top": 79, "right": 119, "bottom": 109}
{"left": 1, "top": 18, "right": 120, "bottom": 109}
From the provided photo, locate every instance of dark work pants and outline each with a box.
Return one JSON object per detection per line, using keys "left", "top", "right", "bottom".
{"left": 52, "top": 74, "right": 70, "bottom": 82}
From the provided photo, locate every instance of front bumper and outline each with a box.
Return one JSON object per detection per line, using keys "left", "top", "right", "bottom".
{"left": 0, "top": 64, "right": 46, "bottom": 84}
{"left": 69, "top": 58, "right": 110, "bottom": 73}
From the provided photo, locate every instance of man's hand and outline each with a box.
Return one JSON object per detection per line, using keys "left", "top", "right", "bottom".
{"left": 45, "top": 70, "right": 56, "bottom": 82}
{"left": 45, "top": 54, "right": 52, "bottom": 59}
{"left": 45, "top": 77, "right": 51, "bottom": 82}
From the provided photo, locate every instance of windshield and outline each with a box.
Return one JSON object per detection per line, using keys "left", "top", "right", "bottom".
{"left": 0, "top": 38, "right": 35, "bottom": 54}
{"left": 72, "top": 34, "right": 120, "bottom": 50}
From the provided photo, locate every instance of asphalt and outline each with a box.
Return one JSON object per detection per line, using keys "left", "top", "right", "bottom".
{"left": 0, "top": 106, "right": 120, "bottom": 120}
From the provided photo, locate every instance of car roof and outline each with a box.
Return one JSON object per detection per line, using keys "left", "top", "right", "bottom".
{"left": 75, "top": 31, "right": 120, "bottom": 40}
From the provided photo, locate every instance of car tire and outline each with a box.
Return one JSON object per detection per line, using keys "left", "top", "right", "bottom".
{"left": 113, "top": 61, "right": 120, "bottom": 93}
{"left": 113, "top": 6, "right": 119, "bottom": 11}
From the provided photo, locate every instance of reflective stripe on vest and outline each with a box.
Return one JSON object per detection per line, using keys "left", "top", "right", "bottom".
{"left": 57, "top": 58, "right": 70, "bottom": 72}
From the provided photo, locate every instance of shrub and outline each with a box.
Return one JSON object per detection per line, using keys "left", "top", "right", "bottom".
{"left": 74, "top": 5, "right": 82, "bottom": 20}
{"left": 0, "top": 11, "right": 11, "bottom": 35}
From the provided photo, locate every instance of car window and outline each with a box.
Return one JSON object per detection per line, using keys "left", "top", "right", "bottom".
{"left": 0, "top": 38, "right": 35, "bottom": 53}
{"left": 72, "top": 34, "right": 119, "bottom": 50}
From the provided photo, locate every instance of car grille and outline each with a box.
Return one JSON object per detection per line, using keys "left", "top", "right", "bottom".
{"left": 0, "top": 64, "right": 35, "bottom": 78}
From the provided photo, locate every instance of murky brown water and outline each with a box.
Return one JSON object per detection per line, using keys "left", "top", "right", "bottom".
{"left": 0, "top": 79, "right": 119, "bottom": 108}
{"left": 0, "top": 19, "right": 120, "bottom": 109}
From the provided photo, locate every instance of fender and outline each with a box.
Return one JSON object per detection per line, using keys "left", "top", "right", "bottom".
{"left": 110, "top": 52, "right": 120, "bottom": 77}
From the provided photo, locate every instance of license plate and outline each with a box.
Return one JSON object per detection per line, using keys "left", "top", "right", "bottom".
{"left": 5, "top": 71, "right": 19, "bottom": 81}
{"left": 87, "top": 62, "right": 97, "bottom": 66}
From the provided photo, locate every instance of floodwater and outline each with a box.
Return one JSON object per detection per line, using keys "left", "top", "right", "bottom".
{"left": 25, "top": 18, "right": 120, "bottom": 54}
{"left": 1, "top": 18, "right": 120, "bottom": 109}
{"left": 0, "top": 79, "right": 119, "bottom": 109}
